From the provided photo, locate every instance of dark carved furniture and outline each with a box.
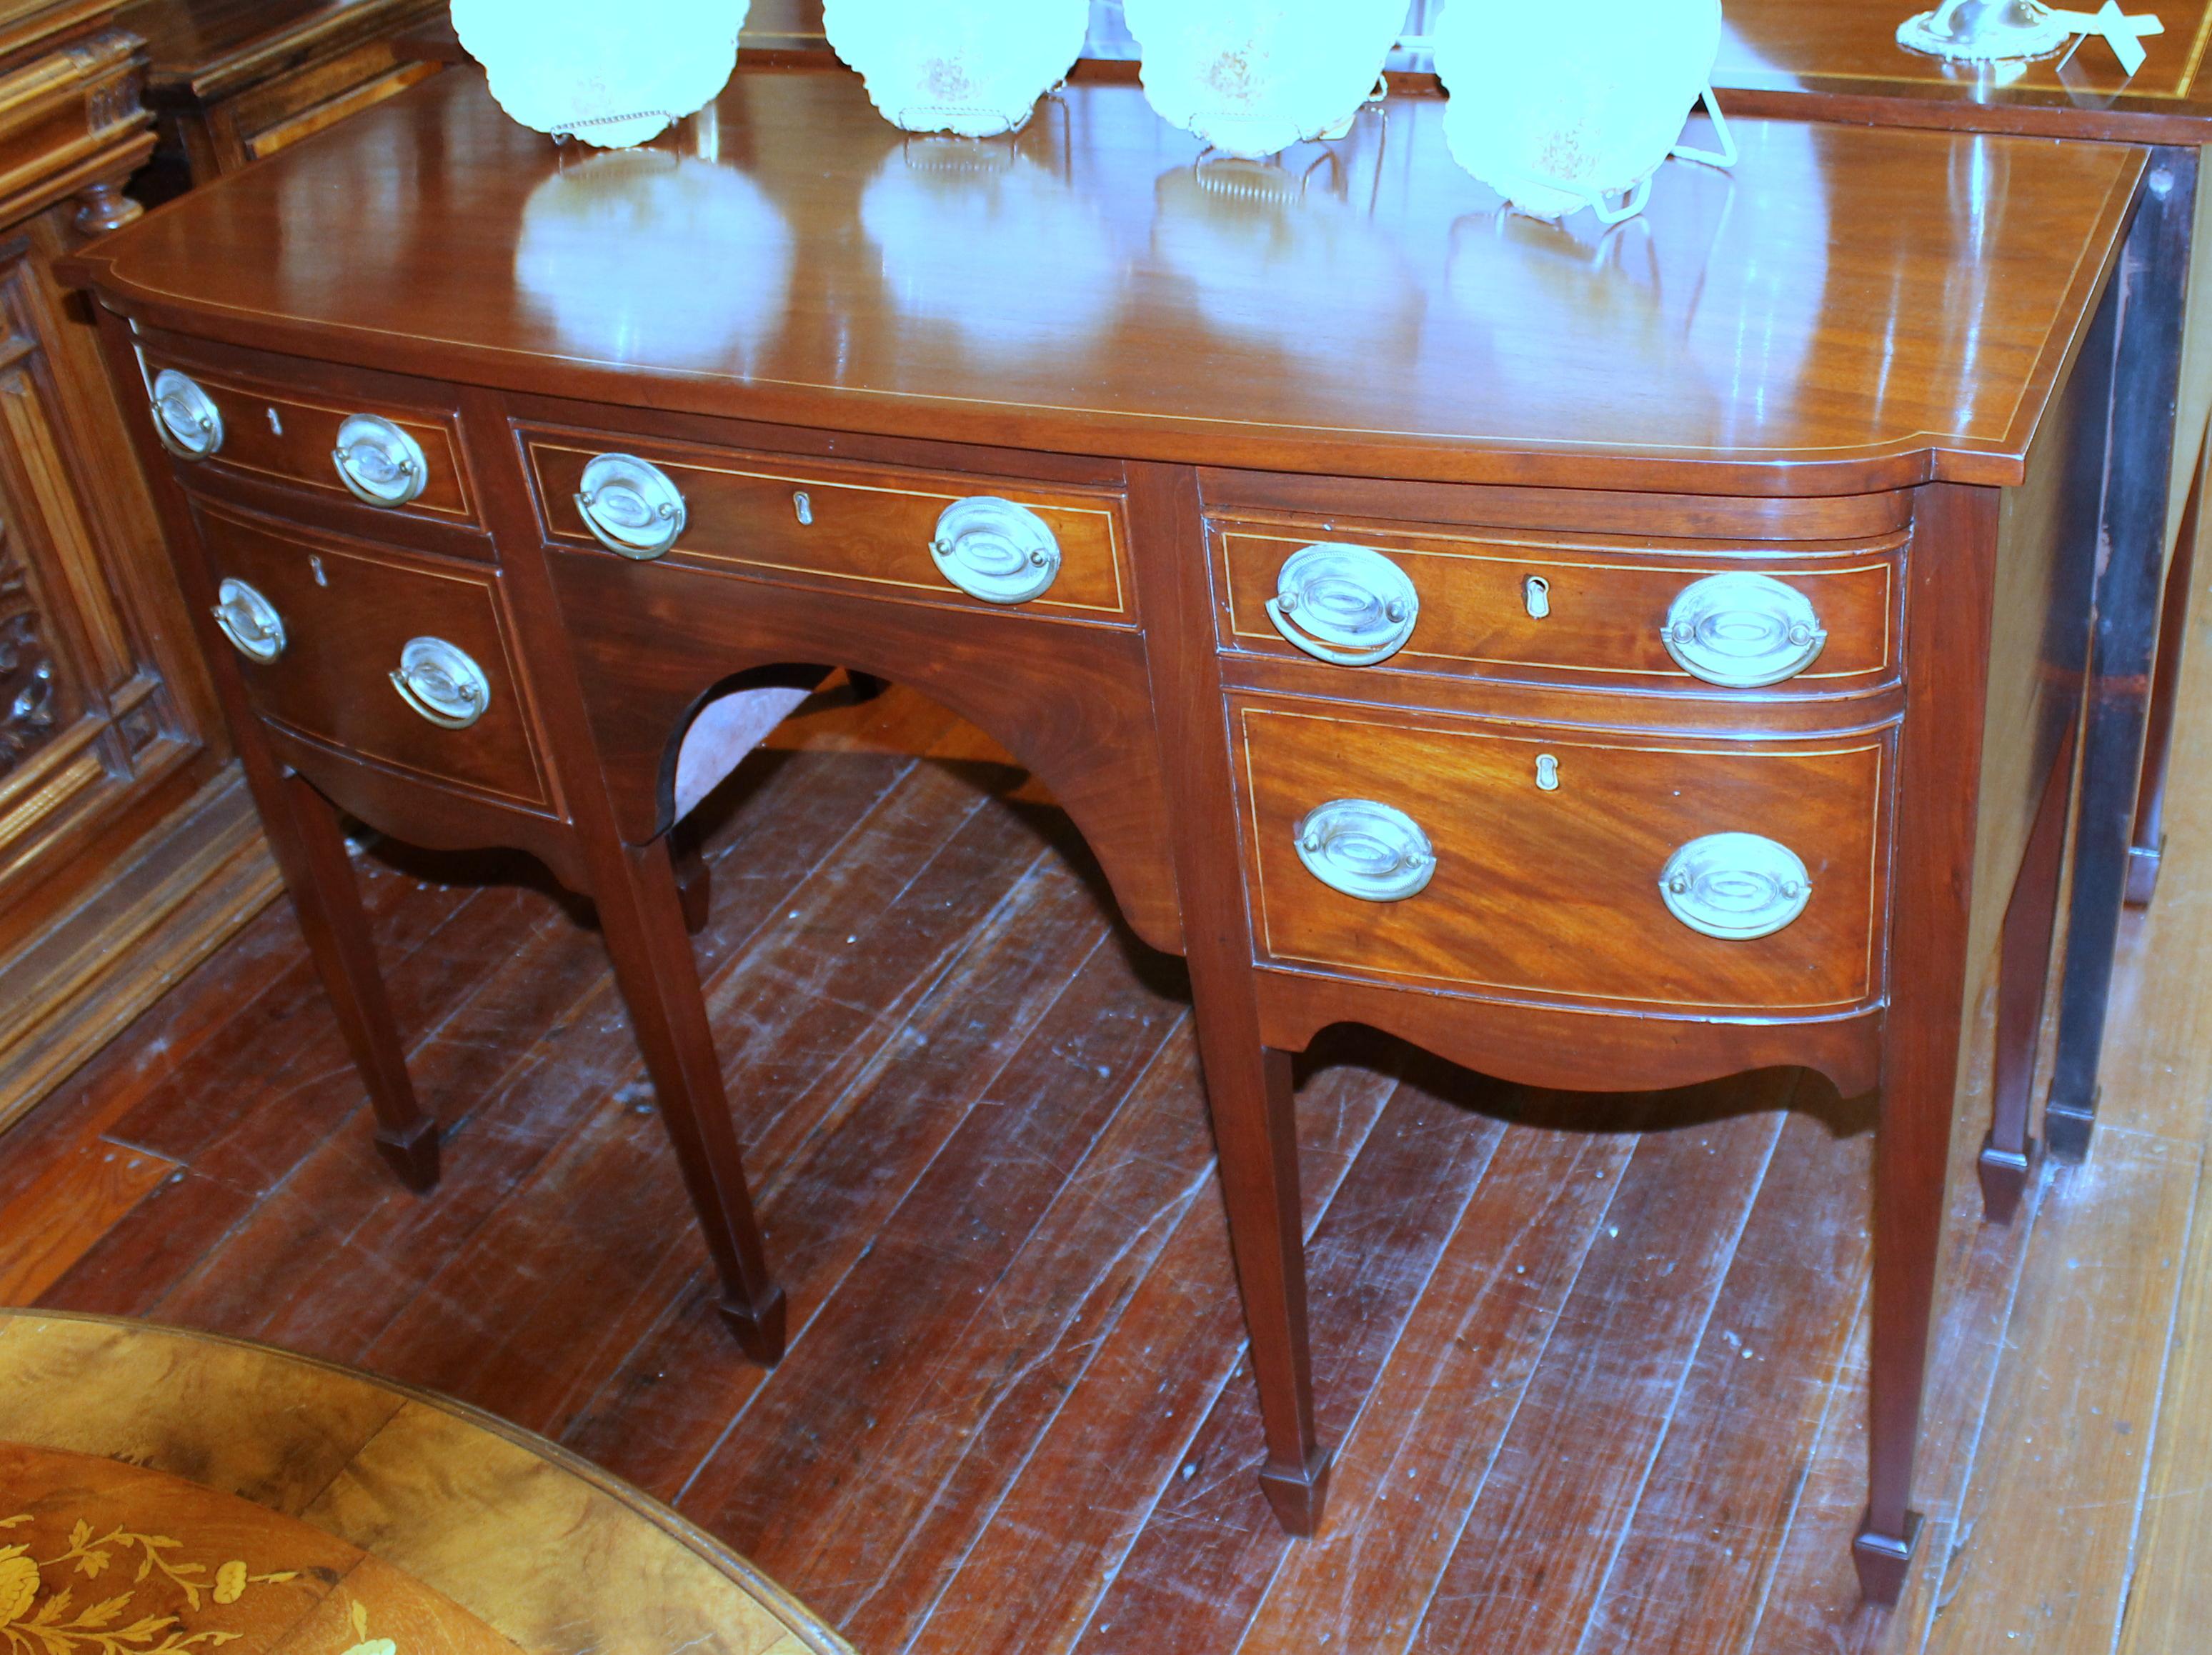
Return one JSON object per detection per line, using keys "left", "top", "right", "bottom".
{"left": 1713, "top": 0, "right": 2212, "bottom": 1177}
{"left": 116, "top": 0, "right": 445, "bottom": 202}
{"left": 64, "top": 68, "right": 2140, "bottom": 1603}
{"left": 0, "top": 0, "right": 270, "bottom": 1135}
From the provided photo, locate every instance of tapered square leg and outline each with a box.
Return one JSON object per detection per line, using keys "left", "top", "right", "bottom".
{"left": 1852, "top": 1509, "right": 1923, "bottom": 1606}
{"left": 258, "top": 769, "right": 442, "bottom": 1194}
{"left": 592, "top": 836, "right": 785, "bottom": 1366}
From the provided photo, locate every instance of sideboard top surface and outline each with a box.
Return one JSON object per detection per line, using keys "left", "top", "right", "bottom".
{"left": 1715, "top": 0, "right": 2212, "bottom": 140}
{"left": 72, "top": 68, "right": 2143, "bottom": 495}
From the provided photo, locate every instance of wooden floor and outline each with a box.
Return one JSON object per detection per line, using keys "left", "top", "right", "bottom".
{"left": 6, "top": 629, "right": 2212, "bottom": 1652}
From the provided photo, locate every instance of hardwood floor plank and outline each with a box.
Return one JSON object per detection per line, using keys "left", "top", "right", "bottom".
{"left": 1579, "top": 1101, "right": 1875, "bottom": 1654}
{"left": 887, "top": 1054, "right": 1404, "bottom": 1655}
{"left": 1405, "top": 1096, "right": 1790, "bottom": 1654}
{"left": 1235, "top": 1117, "right": 1642, "bottom": 1654}
{"left": 561, "top": 852, "right": 1116, "bottom": 1499}
{"left": 0, "top": 1136, "right": 179, "bottom": 1302}
{"left": 1071, "top": 1061, "right": 1506, "bottom": 1654}
{"left": 35, "top": 1166, "right": 257, "bottom": 1315}
{"left": 1923, "top": 1131, "right": 2199, "bottom": 1655}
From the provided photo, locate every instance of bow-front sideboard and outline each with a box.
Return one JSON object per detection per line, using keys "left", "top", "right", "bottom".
{"left": 63, "top": 69, "right": 2141, "bottom": 1601}
{"left": 1715, "top": 0, "right": 2212, "bottom": 1184}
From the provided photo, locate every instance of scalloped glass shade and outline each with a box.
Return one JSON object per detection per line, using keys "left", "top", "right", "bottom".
{"left": 824, "top": 0, "right": 1088, "bottom": 136}
{"left": 514, "top": 151, "right": 794, "bottom": 370}
{"left": 452, "top": 0, "right": 750, "bottom": 149}
{"left": 1122, "top": 0, "right": 1410, "bottom": 161}
{"left": 1435, "top": 0, "right": 1722, "bottom": 220}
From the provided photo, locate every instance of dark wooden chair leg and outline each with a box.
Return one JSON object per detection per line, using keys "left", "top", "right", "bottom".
{"left": 1192, "top": 1016, "right": 1330, "bottom": 1534}
{"left": 592, "top": 836, "right": 784, "bottom": 1365}
{"left": 265, "top": 769, "right": 440, "bottom": 1192}
{"left": 671, "top": 827, "right": 712, "bottom": 936}
{"left": 1979, "top": 723, "right": 2076, "bottom": 1222}
{"left": 2126, "top": 447, "right": 2202, "bottom": 909}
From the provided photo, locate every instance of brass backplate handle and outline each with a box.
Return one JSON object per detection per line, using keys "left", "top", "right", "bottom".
{"left": 931, "top": 496, "right": 1062, "bottom": 603}
{"left": 577, "top": 453, "right": 687, "bottom": 559}
{"left": 333, "top": 414, "right": 429, "bottom": 507}
{"left": 1294, "top": 798, "right": 1436, "bottom": 902}
{"left": 1658, "top": 831, "right": 1813, "bottom": 940}
{"left": 390, "top": 636, "right": 491, "bottom": 730}
{"left": 151, "top": 369, "right": 223, "bottom": 459}
{"left": 1267, "top": 543, "right": 1420, "bottom": 666}
{"left": 211, "top": 576, "right": 284, "bottom": 664}
{"left": 1662, "top": 571, "right": 1828, "bottom": 689}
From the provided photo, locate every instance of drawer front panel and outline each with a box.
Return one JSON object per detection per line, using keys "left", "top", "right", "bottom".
{"left": 1237, "top": 701, "right": 1889, "bottom": 1013}
{"left": 195, "top": 506, "right": 549, "bottom": 809}
{"left": 1218, "top": 522, "right": 1900, "bottom": 691}
{"left": 141, "top": 355, "right": 474, "bottom": 521}
{"left": 526, "top": 438, "right": 1132, "bottom": 621}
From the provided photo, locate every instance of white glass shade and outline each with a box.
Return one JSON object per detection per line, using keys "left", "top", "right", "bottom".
{"left": 1435, "top": 0, "right": 1723, "bottom": 221}
{"left": 824, "top": 0, "right": 1088, "bottom": 136}
{"left": 452, "top": 0, "right": 749, "bottom": 149}
{"left": 1122, "top": 0, "right": 1411, "bottom": 160}
{"left": 862, "top": 146, "right": 1121, "bottom": 361}
{"left": 514, "top": 151, "right": 794, "bottom": 370}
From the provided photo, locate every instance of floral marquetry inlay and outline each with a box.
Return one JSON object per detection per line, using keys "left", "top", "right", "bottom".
{"left": 0, "top": 1509, "right": 296, "bottom": 1655}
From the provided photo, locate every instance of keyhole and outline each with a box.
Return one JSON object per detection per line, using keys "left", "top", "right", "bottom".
{"left": 309, "top": 554, "right": 328, "bottom": 588}
{"left": 267, "top": 407, "right": 284, "bottom": 436}
{"left": 1535, "top": 754, "right": 1560, "bottom": 792}
{"left": 1524, "top": 576, "right": 1550, "bottom": 619}
{"left": 793, "top": 490, "right": 813, "bottom": 526}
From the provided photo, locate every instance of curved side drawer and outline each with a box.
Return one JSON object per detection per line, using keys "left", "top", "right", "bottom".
{"left": 194, "top": 505, "right": 549, "bottom": 811}
{"left": 140, "top": 354, "right": 474, "bottom": 521}
{"left": 1236, "top": 697, "right": 1890, "bottom": 1014}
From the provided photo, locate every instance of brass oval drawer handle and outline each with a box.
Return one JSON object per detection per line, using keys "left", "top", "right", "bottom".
{"left": 152, "top": 369, "right": 223, "bottom": 459}
{"left": 1294, "top": 799, "right": 1436, "bottom": 903}
{"left": 1267, "top": 543, "right": 1420, "bottom": 667}
{"left": 211, "top": 577, "right": 284, "bottom": 664}
{"left": 932, "top": 496, "right": 1062, "bottom": 604}
{"left": 1663, "top": 573, "right": 1827, "bottom": 688}
{"left": 389, "top": 636, "right": 492, "bottom": 729}
{"left": 333, "top": 414, "right": 429, "bottom": 507}
{"left": 577, "top": 453, "right": 687, "bottom": 559}
{"left": 1659, "top": 832, "right": 1812, "bottom": 940}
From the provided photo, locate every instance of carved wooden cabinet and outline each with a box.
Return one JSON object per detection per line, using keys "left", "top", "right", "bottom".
{"left": 117, "top": 0, "right": 444, "bottom": 201}
{"left": 0, "top": 0, "right": 264, "bottom": 1131}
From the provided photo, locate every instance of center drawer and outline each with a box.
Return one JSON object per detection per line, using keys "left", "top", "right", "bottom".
{"left": 1235, "top": 697, "right": 1891, "bottom": 1014}
{"left": 1216, "top": 517, "right": 1902, "bottom": 695}
{"left": 524, "top": 433, "right": 1132, "bottom": 623}
{"left": 193, "top": 504, "right": 552, "bottom": 811}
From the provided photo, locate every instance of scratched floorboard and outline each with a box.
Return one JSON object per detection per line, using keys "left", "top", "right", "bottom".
{"left": 5, "top": 679, "right": 2208, "bottom": 1654}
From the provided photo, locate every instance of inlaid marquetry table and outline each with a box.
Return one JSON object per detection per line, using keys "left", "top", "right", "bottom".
{"left": 1713, "top": 0, "right": 2212, "bottom": 1186}
{"left": 61, "top": 66, "right": 2143, "bottom": 1601}
{"left": 0, "top": 1309, "right": 850, "bottom": 1655}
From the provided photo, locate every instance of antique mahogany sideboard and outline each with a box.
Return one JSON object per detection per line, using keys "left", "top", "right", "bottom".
{"left": 1713, "top": 1, "right": 2212, "bottom": 1179}
{"left": 64, "top": 69, "right": 2141, "bottom": 1601}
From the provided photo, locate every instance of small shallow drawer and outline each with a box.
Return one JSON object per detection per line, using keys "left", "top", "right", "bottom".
{"left": 526, "top": 436, "right": 1131, "bottom": 621}
{"left": 1217, "top": 519, "right": 1900, "bottom": 693}
{"left": 1236, "top": 699, "right": 1890, "bottom": 1014}
{"left": 141, "top": 356, "right": 475, "bottom": 521}
{"left": 195, "top": 505, "right": 549, "bottom": 809}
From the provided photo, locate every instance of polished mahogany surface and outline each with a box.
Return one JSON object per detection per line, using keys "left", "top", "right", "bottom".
{"left": 74, "top": 69, "right": 2138, "bottom": 494}
{"left": 1715, "top": 0, "right": 2212, "bottom": 139}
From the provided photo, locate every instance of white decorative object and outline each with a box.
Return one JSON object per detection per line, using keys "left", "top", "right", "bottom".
{"left": 1897, "top": 1, "right": 2163, "bottom": 75}
{"left": 514, "top": 151, "right": 794, "bottom": 371}
{"left": 1435, "top": 0, "right": 1735, "bottom": 224}
{"left": 1122, "top": 0, "right": 1410, "bottom": 159}
{"left": 824, "top": 0, "right": 1087, "bottom": 136}
{"left": 452, "top": 0, "right": 749, "bottom": 149}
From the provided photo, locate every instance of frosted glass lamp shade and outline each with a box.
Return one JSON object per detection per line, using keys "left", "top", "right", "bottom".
{"left": 1122, "top": 0, "right": 1411, "bottom": 159}
{"left": 452, "top": 0, "right": 749, "bottom": 149}
{"left": 824, "top": 0, "right": 1088, "bottom": 136}
{"left": 1435, "top": 0, "right": 1725, "bottom": 222}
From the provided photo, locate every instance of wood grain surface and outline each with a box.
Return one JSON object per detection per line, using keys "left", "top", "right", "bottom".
{"left": 0, "top": 1309, "right": 850, "bottom": 1655}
